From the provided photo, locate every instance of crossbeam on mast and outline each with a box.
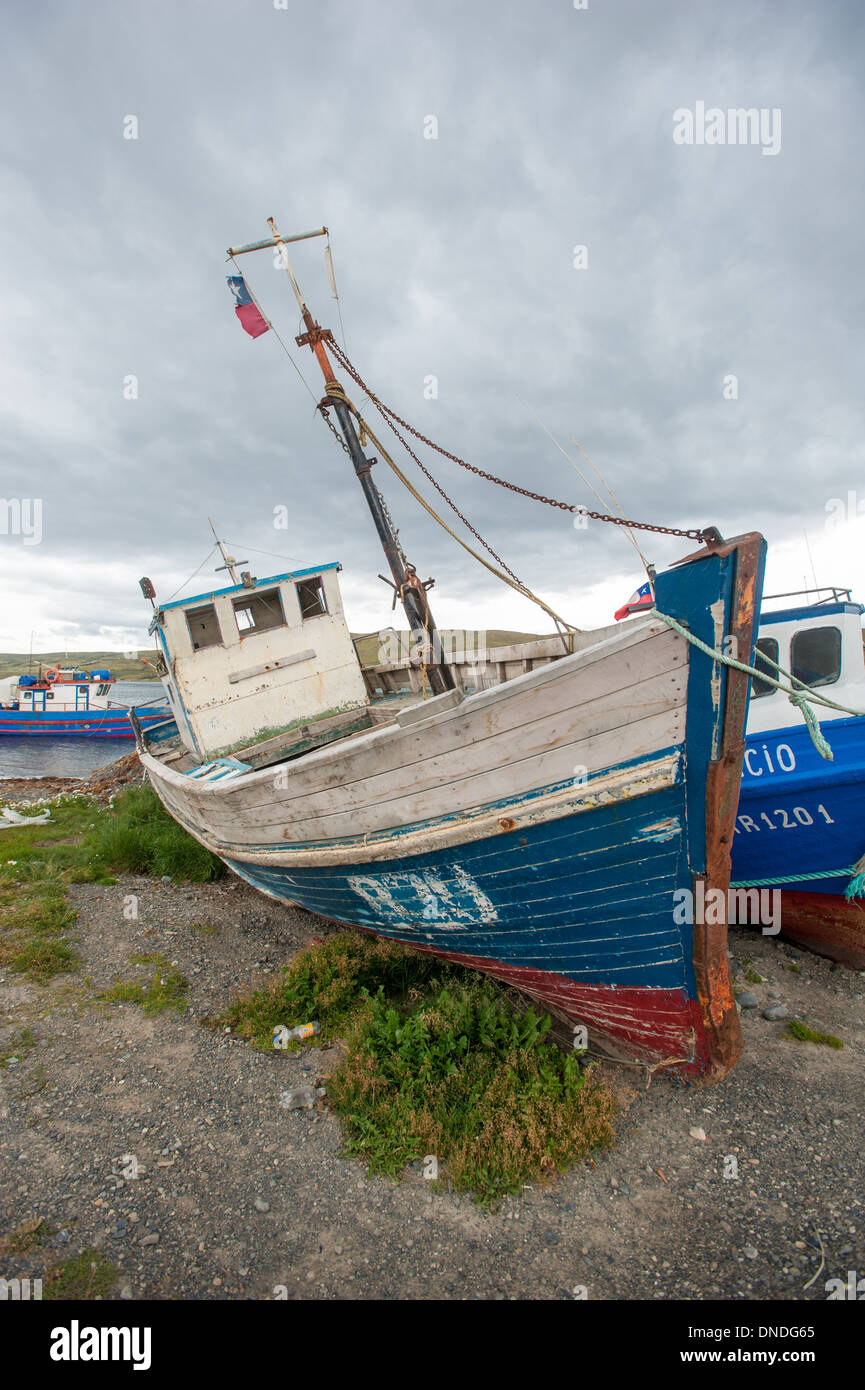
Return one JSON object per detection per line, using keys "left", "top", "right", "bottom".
{"left": 227, "top": 227, "right": 328, "bottom": 258}
{"left": 225, "top": 218, "right": 455, "bottom": 694}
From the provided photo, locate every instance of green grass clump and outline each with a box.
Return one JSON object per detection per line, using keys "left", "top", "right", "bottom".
{"left": 745, "top": 967, "right": 763, "bottom": 984}
{"left": 222, "top": 933, "right": 616, "bottom": 1203}
{"left": 785, "top": 1020, "right": 843, "bottom": 1049}
{"left": 328, "top": 979, "right": 616, "bottom": 1203}
{"left": 83, "top": 784, "right": 224, "bottom": 882}
{"left": 218, "top": 932, "right": 451, "bottom": 1049}
{"left": 0, "top": 879, "right": 81, "bottom": 983}
{"left": 100, "top": 953, "right": 190, "bottom": 1016}
{"left": 0, "top": 1216, "right": 55, "bottom": 1254}
{"left": 44, "top": 1248, "right": 118, "bottom": 1300}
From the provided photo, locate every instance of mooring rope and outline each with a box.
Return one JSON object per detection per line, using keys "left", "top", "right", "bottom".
{"left": 650, "top": 608, "right": 865, "bottom": 762}
{"left": 652, "top": 610, "right": 865, "bottom": 899}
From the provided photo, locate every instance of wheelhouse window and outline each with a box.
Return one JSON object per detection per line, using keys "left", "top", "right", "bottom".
{"left": 186, "top": 603, "right": 223, "bottom": 651}
{"left": 232, "top": 588, "right": 286, "bottom": 636}
{"left": 751, "top": 637, "right": 779, "bottom": 699}
{"left": 296, "top": 576, "right": 327, "bottom": 619}
{"left": 791, "top": 626, "right": 841, "bottom": 689}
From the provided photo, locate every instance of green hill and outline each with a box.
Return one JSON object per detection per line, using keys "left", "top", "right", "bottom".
{"left": 0, "top": 651, "right": 163, "bottom": 682}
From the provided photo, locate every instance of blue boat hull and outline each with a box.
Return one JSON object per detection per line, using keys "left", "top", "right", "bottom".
{"left": 732, "top": 716, "right": 865, "bottom": 895}
{"left": 731, "top": 715, "right": 865, "bottom": 966}
{"left": 0, "top": 708, "right": 170, "bottom": 739}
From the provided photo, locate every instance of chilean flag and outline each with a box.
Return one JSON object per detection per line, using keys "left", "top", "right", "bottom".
{"left": 227, "top": 276, "right": 270, "bottom": 339}
{"left": 614, "top": 581, "right": 654, "bottom": 621}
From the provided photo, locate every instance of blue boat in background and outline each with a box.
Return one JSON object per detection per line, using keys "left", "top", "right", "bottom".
{"left": 0, "top": 666, "right": 168, "bottom": 740}
{"left": 732, "top": 591, "right": 865, "bottom": 967}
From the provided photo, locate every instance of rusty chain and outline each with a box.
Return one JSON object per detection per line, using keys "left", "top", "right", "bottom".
{"left": 327, "top": 339, "right": 711, "bottom": 544}
{"left": 319, "top": 368, "right": 525, "bottom": 586}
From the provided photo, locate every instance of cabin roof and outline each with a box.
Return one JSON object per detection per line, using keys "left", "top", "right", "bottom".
{"left": 760, "top": 600, "right": 863, "bottom": 626}
{"left": 155, "top": 562, "right": 342, "bottom": 615}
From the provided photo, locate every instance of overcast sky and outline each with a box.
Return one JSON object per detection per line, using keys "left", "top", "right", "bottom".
{"left": 1, "top": 0, "right": 863, "bottom": 653}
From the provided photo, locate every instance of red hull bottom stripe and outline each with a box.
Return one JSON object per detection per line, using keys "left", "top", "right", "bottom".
{"left": 780, "top": 891, "right": 865, "bottom": 971}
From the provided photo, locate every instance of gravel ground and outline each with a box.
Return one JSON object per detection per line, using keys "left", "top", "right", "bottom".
{"left": 1, "top": 874, "right": 863, "bottom": 1301}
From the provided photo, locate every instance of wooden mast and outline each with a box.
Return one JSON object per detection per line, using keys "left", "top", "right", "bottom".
{"left": 227, "top": 221, "right": 455, "bottom": 695}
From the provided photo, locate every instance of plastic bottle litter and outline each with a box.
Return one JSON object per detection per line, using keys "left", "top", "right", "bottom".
{"left": 272, "top": 1021, "right": 321, "bottom": 1049}
{"left": 279, "top": 1087, "right": 317, "bottom": 1111}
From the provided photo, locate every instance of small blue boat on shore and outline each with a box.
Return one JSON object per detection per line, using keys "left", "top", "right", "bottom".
{"left": 0, "top": 667, "right": 168, "bottom": 740}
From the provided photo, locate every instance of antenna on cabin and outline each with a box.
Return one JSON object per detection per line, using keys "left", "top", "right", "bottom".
{"left": 208, "top": 518, "right": 248, "bottom": 586}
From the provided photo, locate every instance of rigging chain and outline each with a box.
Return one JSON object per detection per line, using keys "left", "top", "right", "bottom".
{"left": 327, "top": 339, "right": 713, "bottom": 544}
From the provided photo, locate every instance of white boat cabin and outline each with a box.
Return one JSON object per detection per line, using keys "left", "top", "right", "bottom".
{"left": 0, "top": 667, "right": 118, "bottom": 712}
{"left": 149, "top": 562, "right": 369, "bottom": 762}
{"left": 747, "top": 595, "right": 865, "bottom": 734}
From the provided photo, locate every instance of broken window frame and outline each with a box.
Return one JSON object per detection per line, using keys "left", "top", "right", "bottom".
{"left": 232, "top": 588, "right": 287, "bottom": 638}
{"left": 295, "top": 576, "right": 328, "bottom": 620}
{"left": 186, "top": 603, "right": 224, "bottom": 652}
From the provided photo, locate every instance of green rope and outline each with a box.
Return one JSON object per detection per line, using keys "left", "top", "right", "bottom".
{"left": 730, "top": 867, "right": 853, "bottom": 888}
{"left": 649, "top": 608, "right": 865, "bottom": 763}
{"left": 651, "top": 607, "right": 865, "bottom": 898}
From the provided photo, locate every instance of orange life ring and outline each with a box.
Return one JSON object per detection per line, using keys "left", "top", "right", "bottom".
{"left": 44, "top": 667, "right": 61, "bottom": 683}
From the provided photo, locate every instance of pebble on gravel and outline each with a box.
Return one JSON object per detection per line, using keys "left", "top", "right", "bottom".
{"left": 737, "top": 991, "right": 759, "bottom": 1008}
{"left": 762, "top": 1005, "right": 793, "bottom": 1021}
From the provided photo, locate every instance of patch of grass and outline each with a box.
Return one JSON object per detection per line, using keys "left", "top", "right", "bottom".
{"left": 0, "top": 1025, "right": 36, "bottom": 1070}
{"left": 218, "top": 932, "right": 452, "bottom": 1049}
{"left": 0, "top": 879, "right": 81, "bottom": 983}
{"left": 222, "top": 933, "right": 616, "bottom": 1204}
{"left": 0, "top": 796, "right": 125, "bottom": 984}
{"left": 0, "top": 1216, "right": 55, "bottom": 1254}
{"left": 44, "top": 1248, "right": 118, "bottom": 1300}
{"left": 785, "top": 1020, "right": 843, "bottom": 1049}
{"left": 83, "top": 784, "right": 224, "bottom": 882}
{"left": 788, "top": 963, "right": 802, "bottom": 974}
{"left": 100, "top": 953, "right": 190, "bottom": 1016}
{"left": 745, "top": 967, "right": 764, "bottom": 984}
{"left": 184, "top": 922, "right": 218, "bottom": 936}
{"left": 329, "top": 979, "right": 616, "bottom": 1203}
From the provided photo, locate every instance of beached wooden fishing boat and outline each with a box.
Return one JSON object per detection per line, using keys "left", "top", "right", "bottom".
{"left": 135, "top": 221, "right": 767, "bottom": 1081}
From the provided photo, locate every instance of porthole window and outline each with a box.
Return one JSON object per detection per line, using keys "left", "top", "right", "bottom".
{"left": 791, "top": 626, "right": 841, "bottom": 689}
{"left": 751, "top": 637, "right": 779, "bottom": 699}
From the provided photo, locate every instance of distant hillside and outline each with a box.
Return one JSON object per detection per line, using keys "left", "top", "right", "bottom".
{"left": 352, "top": 629, "right": 547, "bottom": 666}
{"left": 0, "top": 651, "right": 163, "bottom": 681}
